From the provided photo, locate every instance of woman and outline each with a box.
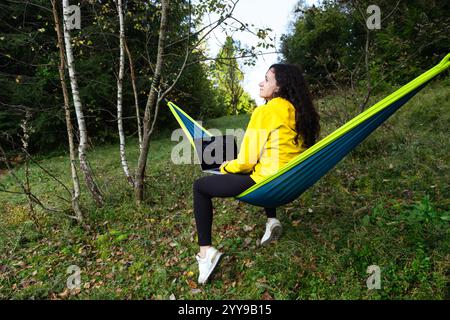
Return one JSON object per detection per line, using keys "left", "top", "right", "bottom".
{"left": 192, "top": 64, "right": 320, "bottom": 284}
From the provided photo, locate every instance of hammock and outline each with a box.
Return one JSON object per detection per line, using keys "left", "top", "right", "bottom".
{"left": 167, "top": 54, "right": 450, "bottom": 208}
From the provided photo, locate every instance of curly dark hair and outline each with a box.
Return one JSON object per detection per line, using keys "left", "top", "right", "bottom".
{"left": 269, "top": 64, "right": 320, "bottom": 148}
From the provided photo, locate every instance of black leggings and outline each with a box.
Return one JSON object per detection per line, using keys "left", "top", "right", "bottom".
{"left": 193, "top": 174, "right": 276, "bottom": 246}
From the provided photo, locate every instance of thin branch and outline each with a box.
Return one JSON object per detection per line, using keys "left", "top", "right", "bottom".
{"left": 21, "top": 149, "right": 72, "bottom": 197}
{"left": 165, "top": 15, "right": 222, "bottom": 49}
{"left": 185, "top": 51, "right": 279, "bottom": 67}
{"left": 5, "top": 0, "right": 51, "bottom": 12}
{"left": 159, "top": 1, "right": 268, "bottom": 103}
{"left": 0, "top": 188, "right": 26, "bottom": 195}
{"left": 158, "top": 0, "right": 192, "bottom": 102}
{"left": 162, "top": 0, "right": 240, "bottom": 96}
{"left": 149, "top": 90, "right": 162, "bottom": 136}
{"left": 382, "top": 0, "right": 401, "bottom": 23}
{"left": 0, "top": 145, "right": 62, "bottom": 215}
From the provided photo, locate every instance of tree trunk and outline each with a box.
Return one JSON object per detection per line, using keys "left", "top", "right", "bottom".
{"left": 124, "top": 39, "right": 143, "bottom": 153}
{"left": 61, "top": 0, "right": 104, "bottom": 207}
{"left": 116, "top": 0, "right": 134, "bottom": 186}
{"left": 134, "top": 0, "right": 170, "bottom": 205}
{"left": 51, "top": 0, "right": 83, "bottom": 221}
{"left": 21, "top": 111, "right": 41, "bottom": 230}
{"left": 360, "top": 27, "right": 372, "bottom": 112}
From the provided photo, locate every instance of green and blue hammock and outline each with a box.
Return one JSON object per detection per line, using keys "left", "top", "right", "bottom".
{"left": 167, "top": 54, "right": 450, "bottom": 208}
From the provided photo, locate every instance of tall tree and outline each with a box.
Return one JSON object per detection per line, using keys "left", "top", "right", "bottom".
{"left": 281, "top": 0, "right": 450, "bottom": 93}
{"left": 115, "top": 0, "right": 134, "bottom": 186}
{"left": 61, "top": 0, "right": 104, "bottom": 207}
{"left": 134, "top": 0, "right": 170, "bottom": 204}
{"left": 124, "top": 39, "right": 143, "bottom": 153}
{"left": 133, "top": 0, "right": 275, "bottom": 204}
{"left": 51, "top": 0, "right": 83, "bottom": 221}
{"left": 215, "top": 36, "right": 244, "bottom": 115}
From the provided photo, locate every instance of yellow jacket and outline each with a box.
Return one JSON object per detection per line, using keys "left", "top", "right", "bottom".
{"left": 220, "top": 97, "right": 306, "bottom": 183}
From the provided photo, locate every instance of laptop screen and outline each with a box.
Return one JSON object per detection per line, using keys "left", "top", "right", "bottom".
{"left": 194, "top": 135, "right": 237, "bottom": 170}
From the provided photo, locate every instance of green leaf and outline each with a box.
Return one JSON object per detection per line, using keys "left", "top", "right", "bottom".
{"left": 362, "top": 215, "right": 371, "bottom": 226}
{"left": 114, "top": 234, "right": 128, "bottom": 243}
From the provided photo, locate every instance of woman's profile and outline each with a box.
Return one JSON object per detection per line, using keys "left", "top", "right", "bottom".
{"left": 192, "top": 64, "right": 320, "bottom": 284}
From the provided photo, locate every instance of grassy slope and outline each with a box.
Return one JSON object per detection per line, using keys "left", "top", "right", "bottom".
{"left": 0, "top": 80, "right": 449, "bottom": 300}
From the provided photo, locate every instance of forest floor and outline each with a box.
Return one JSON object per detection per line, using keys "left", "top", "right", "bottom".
{"left": 0, "top": 80, "right": 449, "bottom": 299}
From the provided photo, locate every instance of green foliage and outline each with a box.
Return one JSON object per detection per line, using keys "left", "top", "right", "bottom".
{"left": 281, "top": 0, "right": 450, "bottom": 94}
{"left": 1, "top": 81, "right": 449, "bottom": 299}
{"left": 281, "top": 1, "right": 362, "bottom": 93}
{"left": 0, "top": 0, "right": 225, "bottom": 154}
{"left": 213, "top": 36, "right": 256, "bottom": 115}
{"left": 237, "top": 92, "right": 257, "bottom": 114}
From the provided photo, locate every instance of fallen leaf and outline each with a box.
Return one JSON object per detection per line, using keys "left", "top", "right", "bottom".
{"left": 261, "top": 291, "right": 274, "bottom": 300}
{"left": 58, "top": 289, "right": 69, "bottom": 299}
{"left": 70, "top": 288, "right": 81, "bottom": 296}
{"left": 292, "top": 220, "right": 301, "bottom": 227}
{"left": 244, "top": 237, "right": 253, "bottom": 246}
{"left": 244, "top": 259, "right": 254, "bottom": 268}
{"left": 186, "top": 279, "right": 197, "bottom": 289}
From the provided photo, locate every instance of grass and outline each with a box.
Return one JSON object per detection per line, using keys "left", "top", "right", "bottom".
{"left": 0, "top": 80, "right": 449, "bottom": 300}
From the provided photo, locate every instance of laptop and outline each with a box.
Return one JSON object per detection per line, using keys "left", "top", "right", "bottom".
{"left": 193, "top": 135, "right": 238, "bottom": 175}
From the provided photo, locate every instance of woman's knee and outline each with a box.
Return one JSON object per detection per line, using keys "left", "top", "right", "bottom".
{"left": 193, "top": 176, "right": 208, "bottom": 194}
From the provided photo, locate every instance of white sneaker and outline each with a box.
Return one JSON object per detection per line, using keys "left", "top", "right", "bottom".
{"left": 196, "top": 247, "right": 223, "bottom": 285}
{"left": 260, "top": 218, "right": 282, "bottom": 246}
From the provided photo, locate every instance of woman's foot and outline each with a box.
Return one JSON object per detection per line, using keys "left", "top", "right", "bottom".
{"left": 260, "top": 218, "right": 282, "bottom": 246}
{"left": 196, "top": 246, "right": 223, "bottom": 284}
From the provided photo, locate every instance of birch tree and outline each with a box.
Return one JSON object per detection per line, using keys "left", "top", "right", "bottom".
{"left": 51, "top": 0, "right": 83, "bottom": 221}
{"left": 115, "top": 0, "right": 134, "bottom": 186}
{"left": 61, "top": 0, "right": 104, "bottom": 207}
{"left": 132, "top": 0, "right": 272, "bottom": 204}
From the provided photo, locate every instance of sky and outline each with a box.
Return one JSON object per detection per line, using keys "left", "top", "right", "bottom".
{"left": 202, "top": 0, "right": 320, "bottom": 104}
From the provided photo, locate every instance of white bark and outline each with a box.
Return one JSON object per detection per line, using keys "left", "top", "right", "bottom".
{"left": 116, "top": 0, "right": 134, "bottom": 186}
{"left": 62, "top": 0, "right": 104, "bottom": 207}
{"left": 51, "top": 0, "right": 83, "bottom": 221}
